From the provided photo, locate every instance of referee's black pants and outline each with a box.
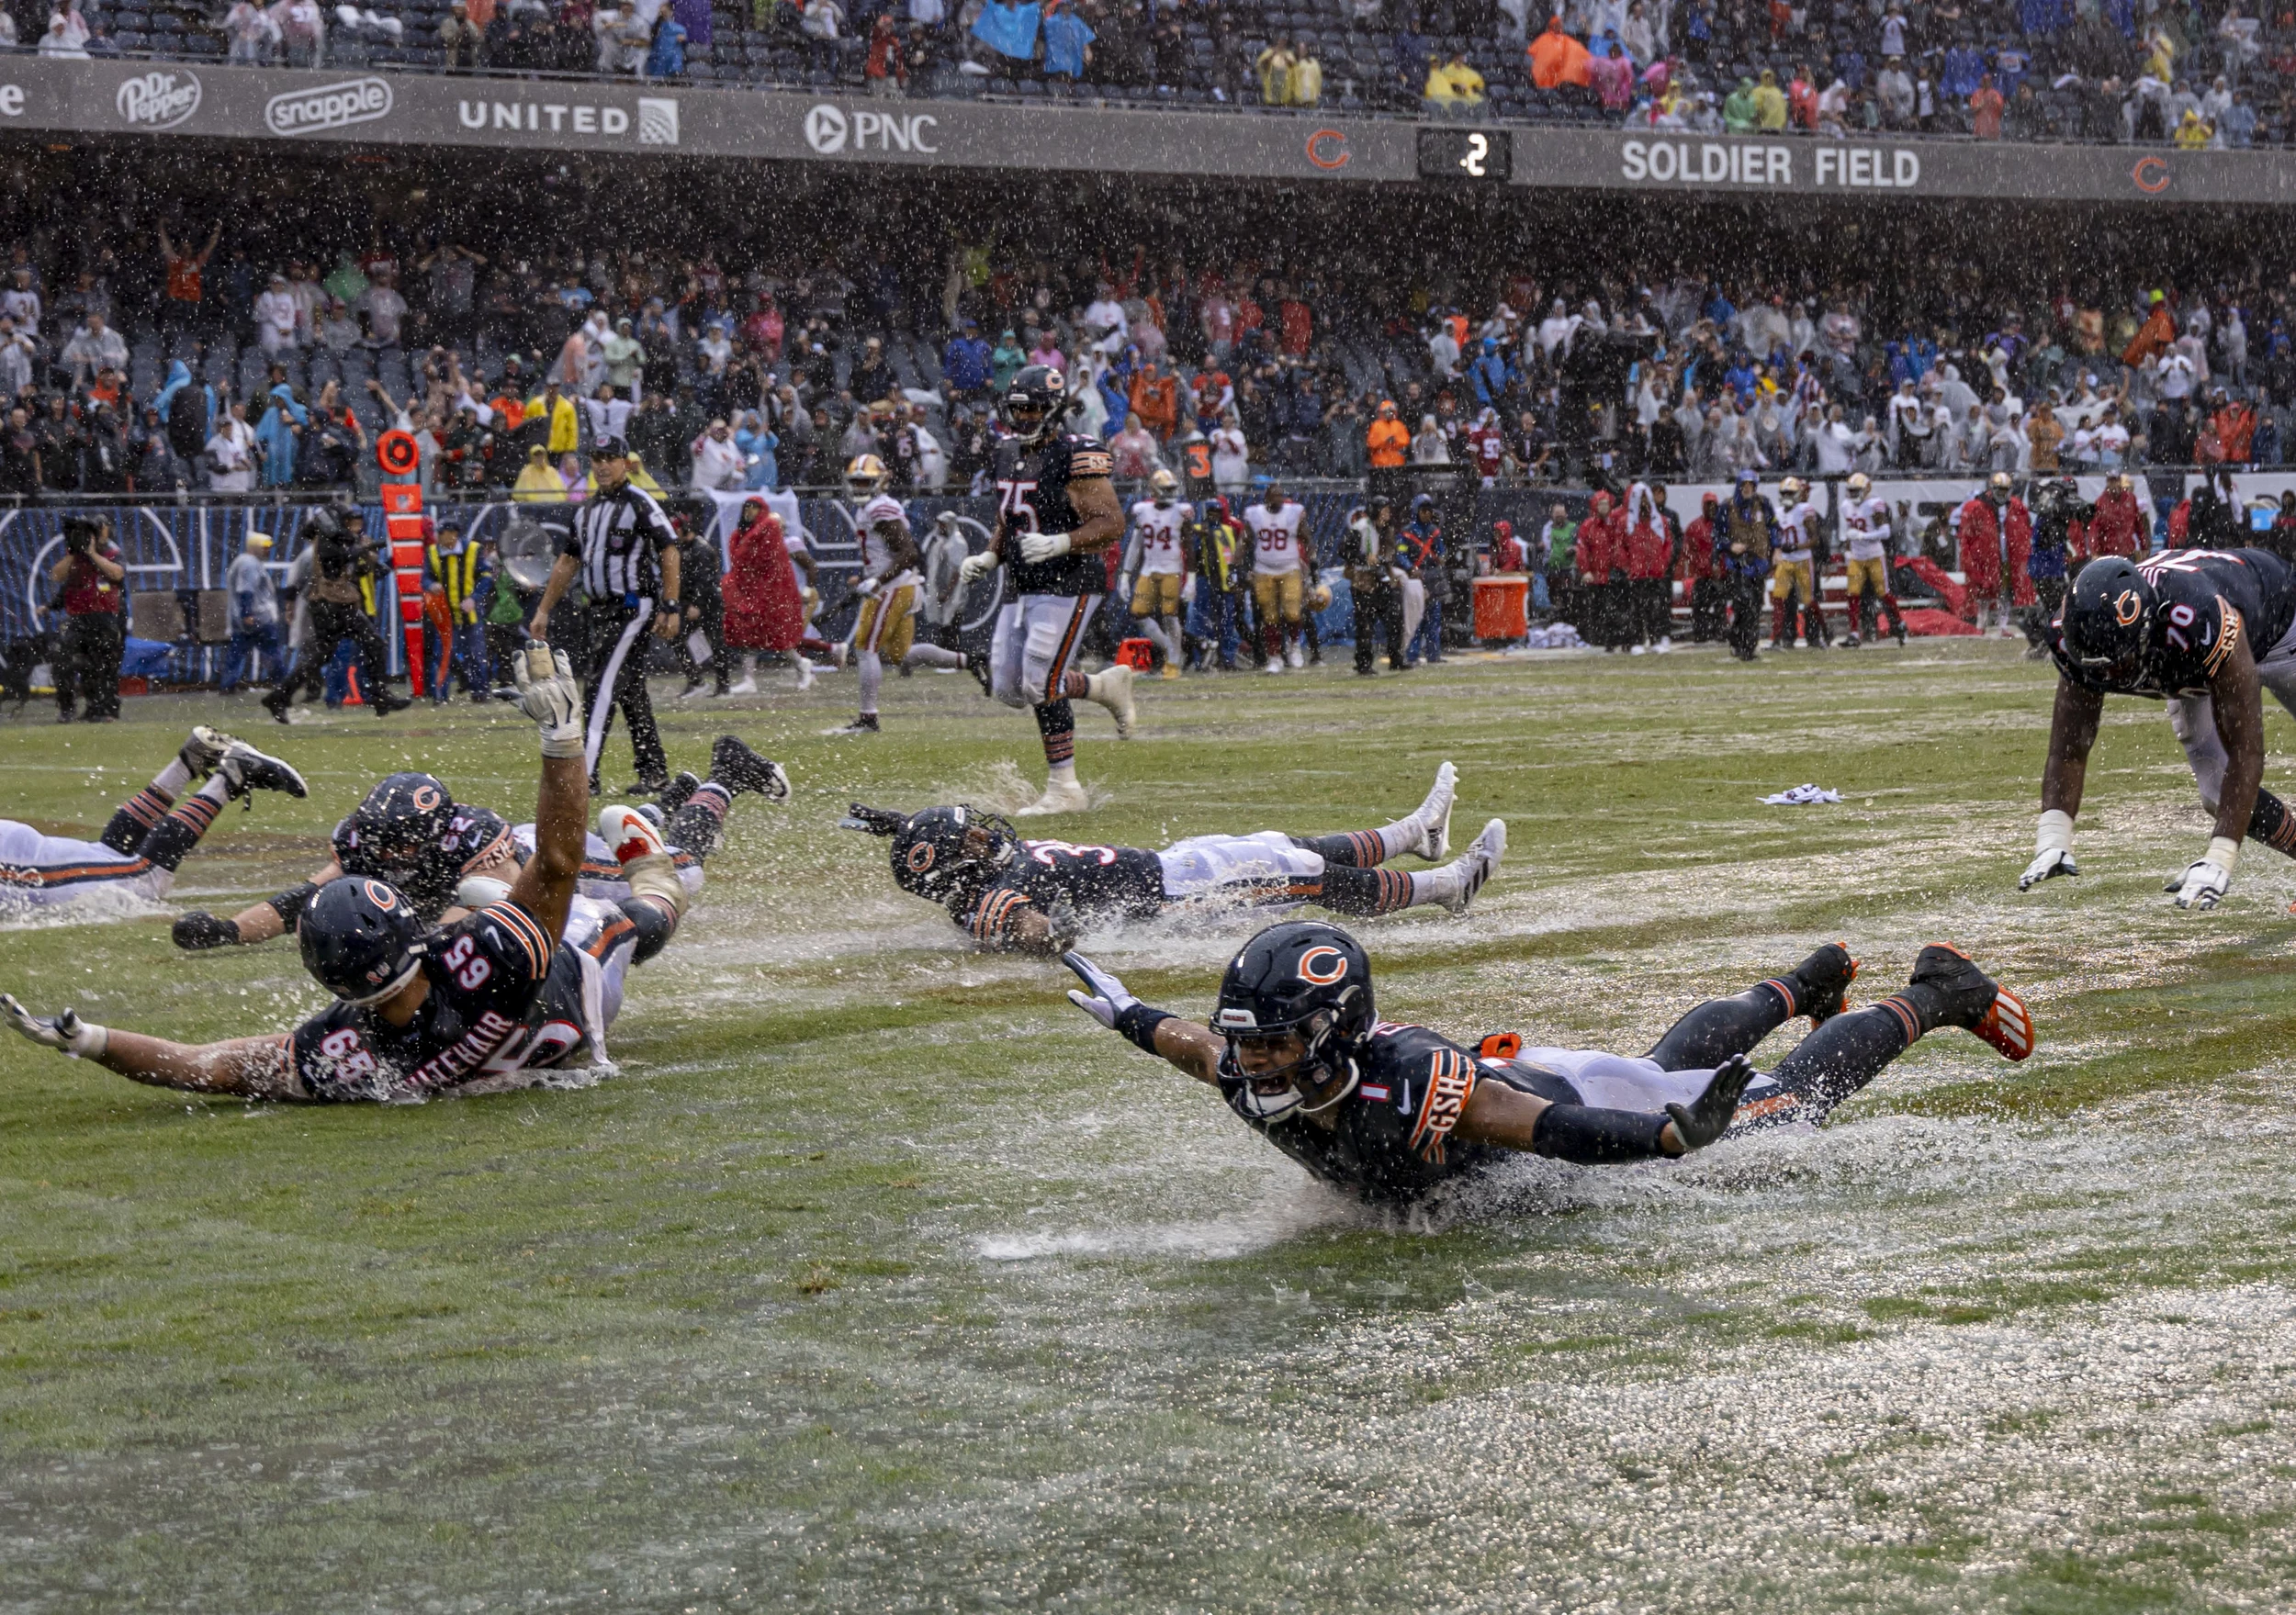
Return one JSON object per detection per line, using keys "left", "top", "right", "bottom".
{"left": 580, "top": 598, "right": 667, "bottom": 788}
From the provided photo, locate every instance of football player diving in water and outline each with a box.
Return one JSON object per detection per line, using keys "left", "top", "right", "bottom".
{"left": 0, "top": 726, "right": 306, "bottom": 913}
{"left": 2023, "top": 547, "right": 2296, "bottom": 910}
{"left": 846, "top": 762, "right": 1505, "bottom": 955}
{"left": 169, "top": 735, "right": 789, "bottom": 950}
{"left": 1060, "top": 922, "right": 2036, "bottom": 1207}
{"left": 955, "top": 364, "right": 1139, "bottom": 816}
{"left": 6, "top": 647, "right": 716, "bottom": 1102}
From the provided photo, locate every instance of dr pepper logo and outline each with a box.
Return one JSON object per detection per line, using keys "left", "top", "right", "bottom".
{"left": 116, "top": 69, "right": 201, "bottom": 129}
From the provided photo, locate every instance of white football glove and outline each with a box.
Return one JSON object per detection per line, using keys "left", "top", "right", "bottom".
{"left": 1061, "top": 950, "right": 1139, "bottom": 1031}
{"left": 1117, "top": 573, "right": 1136, "bottom": 600}
{"left": 2019, "top": 809, "right": 2077, "bottom": 892}
{"left": 513, "top": 644, "right": 586, "bottom": 758}
{"left": 2167, "top": 837, "right": 2240, "bottom": 910}
{"left": 1181, "top": 574, "right": 1198, "bottom": 604}
{"left": 1019, "top": 531, "right": 1073, "bottom": 565}
{"left": 854, "top": 575, "right": 882, "bottom": 599}
{"left": 958, "top": 551, "right": 996, "bottom": 584}
{"left": 2, "top": 993, "right": 107, "bottom": 1059}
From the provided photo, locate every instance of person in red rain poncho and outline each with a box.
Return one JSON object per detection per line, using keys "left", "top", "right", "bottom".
{"left": 723, "top": 496, "right": 833, "bottom": 692}
{"left": 1620, "top": 483, "right": 1675, "bottom": 654}
{"left": 2081, "top": 471, "right": 2149, "bottom": 563}
{"left": 1680, "top": 491, "right": 1726, "bottom": 642}
{"left": 1574, "top": 488, "right": 1628, "bottom": 650}
{"left": 1957, "top": 472, "right": 2032, "bottom": 635}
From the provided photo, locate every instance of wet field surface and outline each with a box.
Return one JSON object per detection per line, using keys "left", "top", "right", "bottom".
{"left": 4, "top": 643, "right": 2295, "bottom": 1611}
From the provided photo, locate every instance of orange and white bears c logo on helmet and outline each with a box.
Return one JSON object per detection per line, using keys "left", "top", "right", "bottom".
{"left": 1297, "top": 945, "right": 1350, "bottom": 985}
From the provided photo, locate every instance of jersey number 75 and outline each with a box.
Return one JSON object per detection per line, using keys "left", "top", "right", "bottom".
{"left": 996, "top": 479, "right": 1041, "bottom": 538}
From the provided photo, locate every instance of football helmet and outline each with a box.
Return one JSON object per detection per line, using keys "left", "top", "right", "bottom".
{"left": 1149, "top": 467, "right": 1178, "bottom": 504}
{"left": 1001, "top": 364, "right": 1071, "bottom": 446}
{"left": 300, "top": 878, "right": 428, "bottom": 1004}
{"left": 347, "top": 772, "right": 455, "bottom": 870}
{"left": 1845, "top": 472, "right": 1871, "bottom": 498}
{"left": 863, "top": 804, "right": 1018, "bottom": 901}
{"left": 1214, "top": 920, "right": 1375, "bottom": 1123}
{"left": 2061, "top": 555, "right": 2155, "bottom": 685}
{"left": 845, "top": 454, "right": 890, "bottom": 499}
{"left": 1987, "top": 470, "right": 2014, "bottom": 499}
{"left": 1779, "top": 476, "right": 1807, "bottom": 500}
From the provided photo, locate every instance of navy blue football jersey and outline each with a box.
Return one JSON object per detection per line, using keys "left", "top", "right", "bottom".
{"left": 285, "top": 899, "right": 583, "bottom": 1102}
{"left": 994, "top": 432, "right": 1113, "bottom": 597}
{"left": 1222, "top": 1022, "right": 1549, "bottom": 1206}
{"left": 953, "top": 839, "right": 1168, "bottom": 948}
{"left": 2050, "top": 547, "right": 2296, "bottom": 699}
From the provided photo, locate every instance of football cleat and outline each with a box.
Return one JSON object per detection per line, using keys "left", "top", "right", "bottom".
{"left": 622, "top": 775, "right": 670, "bottom": 797}
{"left": 1437, "top": 819, "right": 1506, "bottom": 914}
{"left": 965, "top": 651, "right": 993, "bottom": 698}
{"left": 216, "top": 738, "right": 309, "bottom": 801}
{"left": 658, "top": 771, "right": 703, "bottom": 813}
{"left": 825, "top": 713, "right": 882, "bottom": 736}
{"left": 178, "top": 725, "right": 233, "bottom": 779}
{"left": 709, "top": 736, "right": 791, "bottom": 801}
{"left": 1788, "top": 941, "right": 1859, "bottom": 1025}
{"left": 598, "top": 803, "right": 670, "bottom": 869}
{"left": 1910, "top": 943, "right": 2034, "bottom": 1061}
{"left": 1406, "top": 761, "right": 1458, "bottom": 862}
{"left": 1086, "top": 663, "right": 1136, "bottom": 739}
{"left": 1015, "top": 778, "right": 1092, "bottom": 817}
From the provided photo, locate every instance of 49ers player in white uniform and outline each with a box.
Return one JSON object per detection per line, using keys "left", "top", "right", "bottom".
{"left": 1244, "top": 482, "right": 1309, "bottom": 673}
{"left": 1121, "top": 468, "right": 1193, "bottom": 679}
{"left": 1770, "top": 477, "right": 1829, "bottom": 650}
{"left": 834, "top": 454, "right": 956, "bottom": 735}
{"left": 1838, "top": 471, "right": 1906, "bottom": 647}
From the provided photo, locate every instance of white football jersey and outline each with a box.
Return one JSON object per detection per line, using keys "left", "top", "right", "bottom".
{"left": 1245, "top": 501, "right": 1303, "bottom": 576}
{"left": 1774, "top": 499, "right": 1821, "bottom": 557}
{"left": 1841, "top": 496, "right": 1893, "bottom": 561}
{"left": 854, "top": 493, "right": 910, "bottom": 577}
{"left": 1131, "top": 499, "right": 1190, "bottom": 576}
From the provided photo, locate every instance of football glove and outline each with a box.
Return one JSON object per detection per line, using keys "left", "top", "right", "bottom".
{"left": 513, "top": 644, "right": 586, "bottom": 758}
{"left": 855, "top": 575, "right": 882, "bottom": 599}
{"left": 2019, "top": 809, "right": 2077, "bottom": 892}
{"left": 2167, "top": 837, "right": 2240, "bottom": 910}
{"left": 1062, "top": 950, "right": 1139, "bottom": 1031}
{"left": 172, "top": 911, "right": 242, "bottom": 950}
{"left": 958, "top": 551, "right": 996, "bottom": 584}
{"left": 1019, "top": 531, "right": 1073, "bottom": 565}
{"left": 1181, "top": 574, "right": 1198, "bottom": 604}
{"left": 2, "top": 993, "right": 107, "bottom": 1059}
{"left": 1664, "top": 1054, "right": 1755, "bottom": 1152}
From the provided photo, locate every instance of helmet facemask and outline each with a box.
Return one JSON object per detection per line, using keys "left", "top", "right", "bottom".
{"left": 1217, "top": 994, "right": 1363, "bottom": 1123}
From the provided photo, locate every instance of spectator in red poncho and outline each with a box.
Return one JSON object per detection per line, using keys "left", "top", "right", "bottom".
{"left": 1575, "top": 488, "right": 1627, "bottom": 649}
{"left": 1528, "top": 17, "right": 1590, "bottom": 87}
{"left": 2081, "top": 471, "right": 2150, "bottom": 562}
{"left": 1489, "top": 518, "right": 1527, "bottom": 572}
{"left": 1957, "top": 472, "right": 2032, "bottom": 634}
{"left": 1680, "top": 490, "right": 1726, "bottom": 641}
{"left": 722, "top": 496, "right": 813, "bottom": 691}
{"left": 1621, "top": 483, "right": 1675, "bottom": 653}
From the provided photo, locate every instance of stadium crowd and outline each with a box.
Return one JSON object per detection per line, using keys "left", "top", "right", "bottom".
{"left": 0, "top": 207, "right": 2288, "bottom": 504}
{"left": 27, "top": 0, "right": 2296, "bottom": 147}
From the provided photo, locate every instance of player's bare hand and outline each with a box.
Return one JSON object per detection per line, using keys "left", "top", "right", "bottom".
{"left": 2018, "top": 847, "right": 2077, "bottom": 890}
{"left": 1663, "top": 1053, "right": 1754, "bottom": 1153}
{"left": 958, "top": 551, "right": 996, "bottom": 584}
{"left": 1019, "top": 531, "right": 1073, "bottom": 565}
{"left": 2167, "top": 858, "right": 2232, "bottom": 910}
{"left": 513, "top": 645, "right": 585, "bottom": 757}
{"left": 1062, "top": 951, "right": 1138, "bottom": 1030}
{"left": 2, "top": 993, "right": 107, "bottom": 1058}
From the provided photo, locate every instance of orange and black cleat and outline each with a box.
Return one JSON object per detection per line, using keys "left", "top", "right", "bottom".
{"left": 1910, "top": 942, "right": 2035, "bottom": 1061}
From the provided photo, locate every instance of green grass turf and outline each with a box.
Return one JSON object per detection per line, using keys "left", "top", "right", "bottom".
{"left": 6, "top": 640, "right": 2296, "bottom": 1610}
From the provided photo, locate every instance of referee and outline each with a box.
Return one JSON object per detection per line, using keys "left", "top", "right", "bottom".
{"left": 529, "top": 437, "right": 681, "bottom": 792}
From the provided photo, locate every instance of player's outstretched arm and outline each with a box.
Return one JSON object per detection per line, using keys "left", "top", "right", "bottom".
{"left": 1453, "top": 1054, "right": 1756, "bottom": 1162}
{"left": 176, "top": 862, "right": 343, "bottom": 950}
{"left": 2171, "top": 634, "right": 2266, "bottom": 910}
{"left": 503, "top": 645, "right": 590, "bottom": 946}
{"left": 4, "top": 994, "right": 303, "bottom": 1099}
{"left": 2025, "top": 679, "right": 2104, "bottom": 891}
{"left": 1062, "top": 952, "right": 1221, "bottom": 1084}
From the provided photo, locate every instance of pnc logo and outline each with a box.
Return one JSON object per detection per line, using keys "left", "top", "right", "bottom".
{"left": 1297, "top": 945, "right": 1350, "bottom": 985}
{"left": 804, "top": 102, "right": 939, "bottom": 156}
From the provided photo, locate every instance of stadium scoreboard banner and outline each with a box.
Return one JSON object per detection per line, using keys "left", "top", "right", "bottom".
{"left": 16, "top": 57, "right": 2296, "bottom": 205}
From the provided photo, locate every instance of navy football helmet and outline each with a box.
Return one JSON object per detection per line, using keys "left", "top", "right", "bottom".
{"left": 2061, "top": 556, "right": 2155, "bottom": 686}
{"left": 1000, "top": 364, "right": 1071, "bottom": 446}
{"left": 1215, "top": 921, "right": 1375, "bottom": 1122}
{"left": 348, "top": 772, "right": 456, "bottom": 869}
{"left": 300, "top": 878, "right": 428, "bottom": 1004}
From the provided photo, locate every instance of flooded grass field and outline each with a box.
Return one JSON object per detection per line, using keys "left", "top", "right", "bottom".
{"left": 6, "top": 638, "right": 2296, "bottom": 1612}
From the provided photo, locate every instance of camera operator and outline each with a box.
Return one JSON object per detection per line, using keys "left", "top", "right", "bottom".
{"left": 49, "top": 515, "right": 125, "bottom": 723}
{"left": 262, "top": 507, "right": 410, "bottom": 722}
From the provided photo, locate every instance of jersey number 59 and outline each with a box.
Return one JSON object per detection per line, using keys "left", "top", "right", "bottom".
{"left": 442, "top": 934, "right": 493, "bottom": 991}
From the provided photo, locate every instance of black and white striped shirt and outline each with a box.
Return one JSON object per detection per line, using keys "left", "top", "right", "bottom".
{"left": 557, "top": 483, "right": 676, "bottom": 603}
